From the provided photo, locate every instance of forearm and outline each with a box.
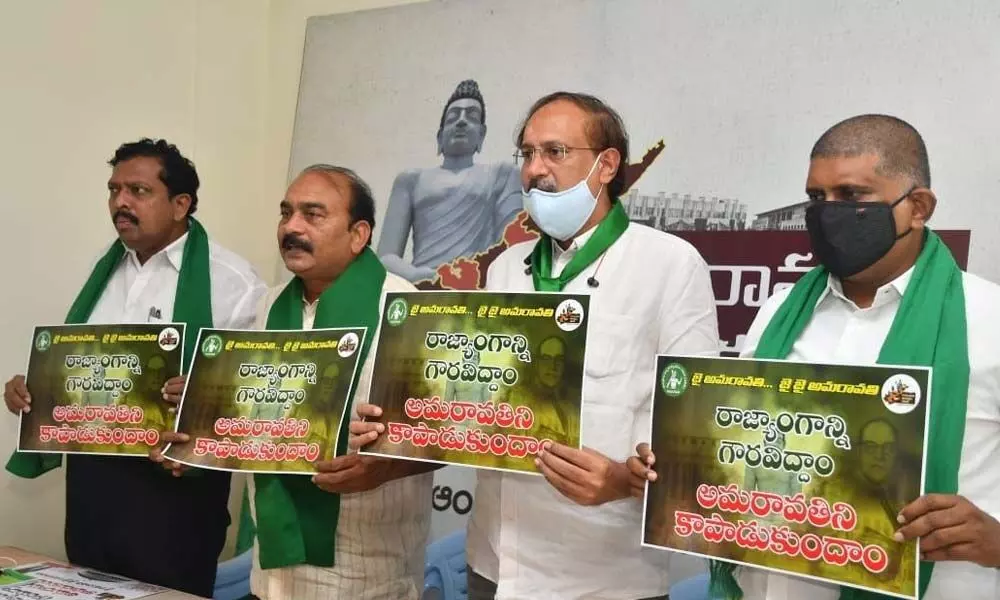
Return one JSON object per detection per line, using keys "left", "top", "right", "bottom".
{"left": 379, "top": 254, "right": 436, "bottom": 282}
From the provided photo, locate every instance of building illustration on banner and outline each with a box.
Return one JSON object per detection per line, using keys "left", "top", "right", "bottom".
{"left": 623, "top": 188, "right": 749, "bottom": 232}
{"left": 750, "top": 200, "right": 810, "bottom": 230}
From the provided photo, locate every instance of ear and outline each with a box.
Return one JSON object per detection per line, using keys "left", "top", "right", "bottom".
{"left": 908, "top": 188, "right": 937, "bottom": 226}
{"left": 350, "top": 220, "right": 372, "bottom": 255}
{"left": 597, "top": 148, "right": 621, "bottom": 186}
{"left": 436, "top": 131, "right": 444, "bottom": 156}
{"left": 170, "top": 194, "right": 192, "bottom": 221}
{"left": 477, "top": 124, "right": 488, "bottom": 153}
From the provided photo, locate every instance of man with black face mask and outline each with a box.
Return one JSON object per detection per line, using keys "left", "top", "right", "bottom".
{"left": 629, "top": 115, "right": 1000, "bottom": 600}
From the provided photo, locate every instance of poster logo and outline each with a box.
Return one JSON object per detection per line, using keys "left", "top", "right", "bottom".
{"left": 201, "top": 334, "right": 224, "bottom": 358}
{"left": 34, "top": 330, "right": 52, "bottom": 353}
{"left": 338, "top": 332, "right": 360, "bottom": 358}
{"left": 158, "top": 327, "right": 181, "bottom": 352}
{"left": 661, "top": 363, "right": 689, "bottom": 397}
{"left": 386, "top": 298, "right": 409, "bottom": 326}
{"left": 881, "top": 374, "right": 921, "bottom": 414}
{"left": 555, "top": 299, "right": 585, "bottom": 332}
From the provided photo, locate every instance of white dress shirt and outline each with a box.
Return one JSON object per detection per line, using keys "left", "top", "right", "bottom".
{"left": 87, "top": 231, "right": 266, "bottom": 330}
{"left": 735, "top": 268, "right": 1000, "bottom": 600}
{"left": 248, "top": 271, "right": 433, "bottom": 600}
{"left": 468, "top": 223, "right": 721, "bottom": 599}
{"left": 550, "top": 226, "right": 596, "bottom": 277}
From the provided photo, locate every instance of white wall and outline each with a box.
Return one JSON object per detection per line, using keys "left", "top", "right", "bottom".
{"left": 0, "top": 0, "right": 273, "bottom": 558}
{"left": 0, "top": 0, "right": 430, "bottom": 562}
{"left": 264, "top": 0, "right": 427, "bottom": 283}
{"left": 0, "top": 0, "right": 431, "bottom": 563}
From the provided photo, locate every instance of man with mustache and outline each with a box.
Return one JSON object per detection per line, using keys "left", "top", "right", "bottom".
{"left": 161, "top": 164, "right": 438, "bottom": 599}
{"left": 355, "top": 91, "right": 720, "bottom": 599}
{"left": 630, "top": 115, "right": 1000, "bottom": 599}
{"left": 2, "top": 138, "right": 266, "bottom": 597}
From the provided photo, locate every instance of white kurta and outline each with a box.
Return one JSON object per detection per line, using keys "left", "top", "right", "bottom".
{"left": 87, "top": 231, "right": 266, "bottom": 328}
{"left": 735, "top": 268, "right": 1000, "bottom": 600}
{"left": 248, "top": 271, "right": 433, "bottom": 600}
{"left": 467, "top": 222, "right": 721, "bottom": 599}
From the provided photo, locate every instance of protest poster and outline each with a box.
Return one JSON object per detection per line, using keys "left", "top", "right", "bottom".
{"left": 642, "top": 355, "right": 930, "bottom": 599}
{"left": 0, "top": 561, "right": 164, "bottom": 600}
{"left": 361, "top": 290, "right": 588, "bottom": 474}
{"left": 17, "top": 324, "right": 184, "bottom": 456}
{"left": 162, "top": 327, "right": 365, "bottom": 474}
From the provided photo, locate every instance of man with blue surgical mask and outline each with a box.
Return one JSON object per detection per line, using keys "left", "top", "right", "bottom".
{"left": 466, "top": 91, "right": 720, "bottom": 599}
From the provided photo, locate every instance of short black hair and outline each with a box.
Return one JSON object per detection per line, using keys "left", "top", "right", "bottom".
{"left": 301, "top": 164, "right": 377, "bottom": 246}
{"left": 516, "top": 91, "right": 630, "bottom": 200}
{"left": 109, "top": 138, "right": 200, "bottom": 215}
{"left": 811, "top": 114, "right": 931, "bottom": 188}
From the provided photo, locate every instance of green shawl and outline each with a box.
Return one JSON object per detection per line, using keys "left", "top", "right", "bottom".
{"left": 6, "top": 219, "right": 213, "bottom": 478}
{"left": 529, "top": 201, "right": 630, "bottom": 292}
{"left": 251, "top": 248, "right": 385, "bottom": 569}
{"left": 709, "top": 230, "right": 969, "bottom": 599}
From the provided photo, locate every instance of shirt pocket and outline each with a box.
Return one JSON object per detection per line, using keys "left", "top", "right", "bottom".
{"left": 581, "top": 314, "right": 642, "bottom": 460}
{"left": 581, "top": 403, "right": 635, "bottom": 461}
{"left": 583, "top": 313, "right": 638, "bottom": 381}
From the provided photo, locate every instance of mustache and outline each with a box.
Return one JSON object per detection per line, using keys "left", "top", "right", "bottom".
{"left": 112, "top": 209, "right": 139, "bottom": 226}
{"left": 527, "top": 177, "right": 557, "bottom": 193}
{"left": 281, "top": 233, "right": 314, "bottom": 254}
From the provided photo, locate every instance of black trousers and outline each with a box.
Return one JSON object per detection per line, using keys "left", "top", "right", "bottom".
{"left": 65, "top": 455, "right": 232, "bottom": 598}
{"left": 467, "top": 568, "right": 669, "bottom": 600}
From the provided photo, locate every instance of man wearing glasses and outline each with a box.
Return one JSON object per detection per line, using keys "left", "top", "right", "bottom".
{"left": 466, "top": 91, "right": 720, "bottom": 599}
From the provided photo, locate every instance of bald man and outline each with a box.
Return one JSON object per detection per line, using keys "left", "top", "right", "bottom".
{"left": 631, "top": 114, "right": 1000, "bottom": 599}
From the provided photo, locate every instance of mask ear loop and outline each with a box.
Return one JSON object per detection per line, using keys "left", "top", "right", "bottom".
{"left": 585, "top": 151, "right": 603, "bottom": 179}
{"left": 585, "top": 151, "right": 606, "bottom": 202}
{"left": 891, "top": 185, "right": 918, "bottom": 240}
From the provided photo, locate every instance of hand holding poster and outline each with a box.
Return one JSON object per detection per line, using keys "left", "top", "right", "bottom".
{"left": 361, "top": 290, "right": 588, "bottom": 474}
{"left": 18, "top": 324, "right": 184, "bottom": 456}
{"left": 642, "top": 355, "right": 930, "bottom": 599}
{"left": 162, "top": 327, "right": 365, "bottom": 474}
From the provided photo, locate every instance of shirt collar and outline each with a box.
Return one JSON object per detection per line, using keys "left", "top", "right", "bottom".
{"left": 551, "top": 225, "right": 598, "bottom": 261}
{"left": 822, "top": 265, "right": 915, "bottom": 310}
{"left": 124, "top": 232, "right": 189, "bottom": 272}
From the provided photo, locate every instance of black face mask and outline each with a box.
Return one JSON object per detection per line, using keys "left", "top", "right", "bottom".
{"left": 805, "top": 189, "right": 914, "bottom": 278}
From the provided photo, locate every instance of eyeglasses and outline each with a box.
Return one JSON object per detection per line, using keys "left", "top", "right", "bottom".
{"left": 513, "top": 144, "right": 601, "bottom": 166}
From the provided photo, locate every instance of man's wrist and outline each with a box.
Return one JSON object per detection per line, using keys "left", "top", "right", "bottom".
{"left": 982, "top": 512, "right": 1000, "bottom": 568}
{"left": 387, "top": 458, "right": 439, "bottom": 482}
{"left": 611, "top": 460, "right": 634, "bottom": 502}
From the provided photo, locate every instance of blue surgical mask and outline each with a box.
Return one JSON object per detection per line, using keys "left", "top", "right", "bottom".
{"left": 523, "top": 154, "right": 603, "bottom": 241}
